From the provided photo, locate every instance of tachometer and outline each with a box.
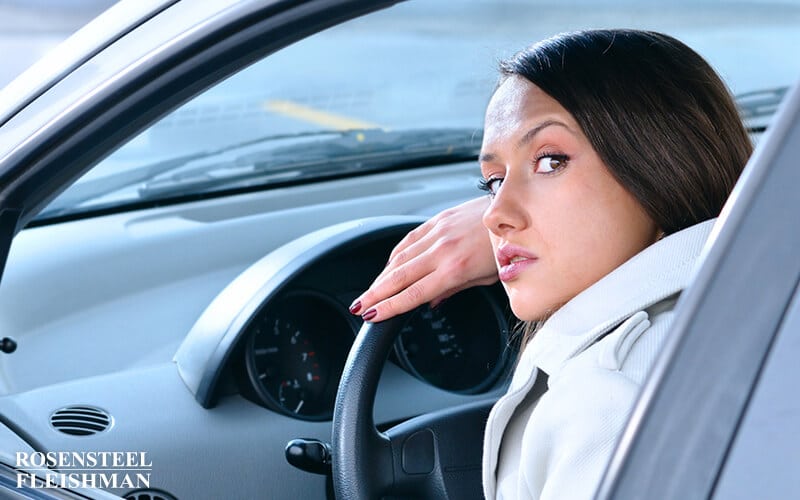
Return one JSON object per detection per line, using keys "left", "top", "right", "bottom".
{"left": 245, "top": 291, "right": 353, "bottom": 420}
{"left": 395, "top": 287, "right": 509, "bottom": 393}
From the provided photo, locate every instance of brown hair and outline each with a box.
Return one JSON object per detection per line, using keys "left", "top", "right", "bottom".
{"left": 498, "top": 30, "right": 752, "bottom": 344}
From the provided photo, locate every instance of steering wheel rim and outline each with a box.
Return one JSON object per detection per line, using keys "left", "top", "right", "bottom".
{"left": 331, "top": 312, "right": 414, "bottom": 499}
{"left": 332, "top": 309, "right": 493, "bottom": 500}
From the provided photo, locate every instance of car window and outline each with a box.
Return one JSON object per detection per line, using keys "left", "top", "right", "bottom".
{"left": 711, "top": 282, "right": 800, "bottom": 499}
{"left": 35, "top": 0, "right": 800, "bottom": 222}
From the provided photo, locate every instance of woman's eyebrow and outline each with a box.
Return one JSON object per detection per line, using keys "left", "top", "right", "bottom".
{"left": 478, "top": 152, "right": 497, "bottom": 163}
{"left": 479, "top": 120, "right": 573, "bottom": 164}
{"left": 516, "top": 120, "right": 572, "bottom": 149}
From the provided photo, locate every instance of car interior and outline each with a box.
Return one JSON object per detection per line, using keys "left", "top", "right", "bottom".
{"left": 0, "top": 1, "right": 798, "bottom": 499}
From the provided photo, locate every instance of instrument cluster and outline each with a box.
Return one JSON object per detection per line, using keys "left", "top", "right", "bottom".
{"left": 237, "top": 240, "right": 511, "bottom": 421}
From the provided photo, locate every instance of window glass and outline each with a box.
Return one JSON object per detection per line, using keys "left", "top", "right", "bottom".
{"left": 712, "top": 283, "right": 800, "bottom": 499}
{"left": 37, "top": 0, "right": 800, "bottom": 221}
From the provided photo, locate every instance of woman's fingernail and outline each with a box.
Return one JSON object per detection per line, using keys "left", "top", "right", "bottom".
{"left": 361, "top": 309, "right": 377, "bottom": 322}
{"left": 349, "top": 300, "right": 362, "bottom": 314}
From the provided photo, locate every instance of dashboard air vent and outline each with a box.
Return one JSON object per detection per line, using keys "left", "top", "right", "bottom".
{"left": 125, "top": 489, "right": 178, "bottom": 500}
{"left": 50, "top": 405, "right": 112, "bottom": 436}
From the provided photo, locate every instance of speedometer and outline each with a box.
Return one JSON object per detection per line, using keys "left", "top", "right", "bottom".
{"left": 395, "top": 287, "right": 509, "bottom": 393}
{"left": 244, "top": 291, "right": 353, "bottom": 420}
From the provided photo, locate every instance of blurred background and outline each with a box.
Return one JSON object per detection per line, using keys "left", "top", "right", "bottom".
{"left": 0, "top": 0, "right": 115, "bottom": 89}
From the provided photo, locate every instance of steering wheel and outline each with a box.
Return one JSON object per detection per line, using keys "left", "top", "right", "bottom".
{"left": 331, "top": 311, "right": 494, "bottom": 499}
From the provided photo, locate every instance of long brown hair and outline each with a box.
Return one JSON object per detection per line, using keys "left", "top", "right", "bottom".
{"left": 498, "top": 30, "right": 752, "bottom": 345}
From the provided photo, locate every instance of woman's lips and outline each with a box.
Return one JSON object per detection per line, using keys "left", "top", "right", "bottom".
{"left": 496, "top": 244, "right": 538, "bottom": 282}
{"left": 498, "top": 258, "right": 537, "bottom": 281}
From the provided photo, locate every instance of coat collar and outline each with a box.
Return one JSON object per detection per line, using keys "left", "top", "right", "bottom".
{"left": 515, "top": 218, "right": 717, "bottom": 382}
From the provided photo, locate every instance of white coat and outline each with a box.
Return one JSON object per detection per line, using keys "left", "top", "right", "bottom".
{"left": 482, "top": 218, "right": 716, "bottom": 499}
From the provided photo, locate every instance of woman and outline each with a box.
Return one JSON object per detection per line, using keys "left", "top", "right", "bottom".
{"left": 349, "top": 30, "right": 751, "bottom": 499}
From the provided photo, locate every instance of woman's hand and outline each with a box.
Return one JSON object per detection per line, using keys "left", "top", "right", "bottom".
{"left": 350, "top": 197, "right": 498, "bottom": 322}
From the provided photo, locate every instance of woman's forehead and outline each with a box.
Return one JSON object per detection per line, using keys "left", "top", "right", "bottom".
{"left": 483, "top": 77, "right": 578, "bottom": 148}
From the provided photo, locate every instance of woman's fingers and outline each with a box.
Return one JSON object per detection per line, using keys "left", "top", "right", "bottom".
{"left": 386, "top": 218, "right": 434, "bottom": 262}
{"left": 351, "top": 247, "right": 437, "bottom": 317}
{"left": 372, "top": 227, "right": 437, "bottom": 284}
{"left": 358, "top": 270, "right": 453, "bottom": 323}
{"left": 353, "top": 216, "right": 447, "bottom": 315}
{"left": 429, "top": 275, "right": 501, "bottom": 309}
{"left": 360, "top": 262, "right": 500, "bottom": 323}
{"left": 350, "top": 197, "right": 497, "bottom": 322}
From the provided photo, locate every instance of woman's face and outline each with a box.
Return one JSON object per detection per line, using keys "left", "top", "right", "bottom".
{"left": 480, "top": 76, "right": 660, "bottom": 321}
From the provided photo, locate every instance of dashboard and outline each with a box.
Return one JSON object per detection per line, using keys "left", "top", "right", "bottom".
{"left": 0, "top": 162, "right": 513, "bottom": 499}
{"left": 184, "top": 217, "right": 513, "bottom": 420}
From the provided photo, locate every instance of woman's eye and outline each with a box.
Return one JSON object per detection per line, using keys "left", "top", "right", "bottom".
{"left": 478, "top": 177, "right": 503, "bottom": 196}
{"left": 534, "top": 155, "right": 568, "bottom": 174}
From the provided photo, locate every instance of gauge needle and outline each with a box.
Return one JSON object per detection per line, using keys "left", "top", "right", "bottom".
{"left": 294, "top": 400, "right": 304, "bottom": 413}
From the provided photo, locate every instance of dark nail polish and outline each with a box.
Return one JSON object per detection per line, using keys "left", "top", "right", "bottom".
{"left": 349, "top": 300, "right": 362, "bottom": 314}
{"left": 362, "top": 309, "right": 377, "bottom": 322}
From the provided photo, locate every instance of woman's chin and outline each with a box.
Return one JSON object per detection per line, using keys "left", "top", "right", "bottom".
{"left": 508, "top": 291, "right": 566, "bottom": 323}
{"left": 508, "top": 300, "right": 547, "bottom": 323}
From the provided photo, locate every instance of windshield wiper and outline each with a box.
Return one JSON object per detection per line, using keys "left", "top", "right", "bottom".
{"left": 36, "top": 130, "right": 350, "bottom": 219}
{"left": 135, "top": 128, "right": 482, "bottom": 200}
{"left": 736, "top": 86, "right": 789, "bottom": 133}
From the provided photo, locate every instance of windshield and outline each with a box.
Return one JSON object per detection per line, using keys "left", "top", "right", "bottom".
{"left": 35, "top": 0, "right": 800, "bottom": 221}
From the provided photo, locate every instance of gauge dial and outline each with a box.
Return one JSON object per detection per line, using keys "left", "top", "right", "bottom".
{"left": 395, "top": 287, "right": 508, "bottom": 393}
{"left": 245, "top": 292, "right": 353, "bottom": 420}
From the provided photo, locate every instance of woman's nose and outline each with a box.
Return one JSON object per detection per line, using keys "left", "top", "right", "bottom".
{"left": 482, "top": 176, "right": 529, "bottom": 235}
